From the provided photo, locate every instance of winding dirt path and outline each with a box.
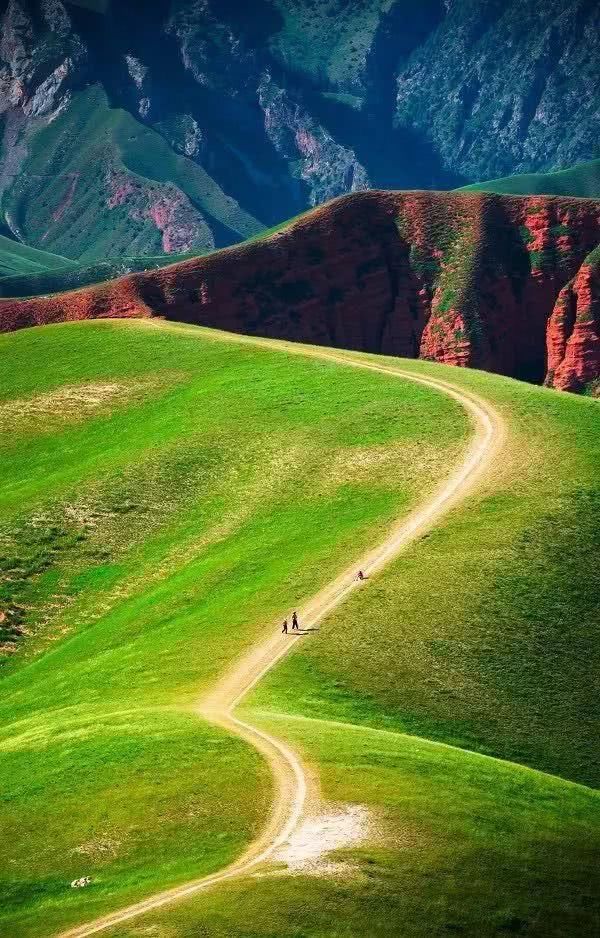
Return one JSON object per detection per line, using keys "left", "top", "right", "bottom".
{"left": 59, "top": 345, "right": 505, "bottom": 937}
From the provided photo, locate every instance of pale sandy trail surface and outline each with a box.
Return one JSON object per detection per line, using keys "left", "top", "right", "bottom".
{"left": 58, "top": 335, "right": 505, "bottom": 938}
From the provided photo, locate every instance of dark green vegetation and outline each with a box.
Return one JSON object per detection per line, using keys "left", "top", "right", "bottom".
{"left": 253, "top": 359, "right": 600, "bottom": 787}
{"left": 0, "top": 248, "right": 200, "bottom": 299}
{"left": 0, "top": 235, "right": 75, "bottom": 278}
{"left": 0, "top": 227, "right": 204, "bottom": 299}
{"left": 460, "top": 159, "right": 600, "bottom": 199}
{"left": 1, "top": 1, "right": 597, "bottom": 260}
{"left": 0, "top": 320, "right": 467, "bottom": 936}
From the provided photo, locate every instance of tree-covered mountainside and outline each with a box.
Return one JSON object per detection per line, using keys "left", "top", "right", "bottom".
{"left": 0, "top": 0, "right": 598, "bottom": 262}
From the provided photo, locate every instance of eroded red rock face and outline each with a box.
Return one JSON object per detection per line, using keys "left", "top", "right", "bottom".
{"left": 1, "top": 190, "right": 599, "bottom": 392}
{"left": 547, "top": 262, "right": 600, "bottom": 392}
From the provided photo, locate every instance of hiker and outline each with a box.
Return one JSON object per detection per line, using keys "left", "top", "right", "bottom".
{"left": 357, "top": 570, "right": 365, "bottom": 581}
{"left": 292, "top": 611, "right": 299, "bottom": 631}
{"left": 282, "top": 619, "right": 288, "bottom": 634}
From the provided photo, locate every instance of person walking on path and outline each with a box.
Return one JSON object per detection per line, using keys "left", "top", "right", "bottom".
{"left": 357, "top": 570, "right": 365, "bottom": 581}
{"left": 282, "top": 619, "right": 288, "bottom": 634}
{"left": 292, "top": 611, "right": 299, "bottom": 631}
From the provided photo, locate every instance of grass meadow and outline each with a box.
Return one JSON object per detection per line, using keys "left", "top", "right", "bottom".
{"left": 126, "top": 712, "right": 600, "bottom": 938}
{"left": 253, "top": 356, "right": 600, "bottom": 787}
{"left": 106, "top": 344, "right": 600, "bottom": 938}
{"left": 0, "top": 320, "right": 467, "bottom": 936}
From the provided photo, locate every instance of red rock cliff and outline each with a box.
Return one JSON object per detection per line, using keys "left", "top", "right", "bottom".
{"left": 1, "top": 190, "right": 599, "bottom": 392}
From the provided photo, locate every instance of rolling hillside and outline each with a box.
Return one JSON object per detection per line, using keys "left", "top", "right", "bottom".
{"left": 460, "top": 159, "right": 600, "bottom": 199}
{"left": 0, "top": 249, "right": 202, "bottom": 300}
{"left": 0, "top": 319, "right": 468, "bottom": 936}
{"left": 0, "top": 234, "right": 76, "bottom": 278}
{"left": 2, "top": 189, "right": 599, "bottom": 394}
{"left": 1, "top": 320, "right": 597, "bottom": 937}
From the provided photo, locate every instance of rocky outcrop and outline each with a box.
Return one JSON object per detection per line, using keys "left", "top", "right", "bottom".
{"left": 105, "top": 169, "right": 214, "bottom": 255}
{"left": 1, "top": 190, "right": 598, "bottom": 393}
{"left": 395, "top": 0, "right": 600, "bottom": 183}
{"left": 546, "top": 249, "right": 600, "bottom": 393}
{"left": 258, "top": 73, "right": 370, "bottom": 207}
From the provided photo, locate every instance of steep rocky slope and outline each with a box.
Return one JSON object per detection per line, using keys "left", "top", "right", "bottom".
{"left": 0, "top": 0, "right": 598, "bottom": 261}
{"left": 2, "top": 189, "right": 598, "bottom": 393}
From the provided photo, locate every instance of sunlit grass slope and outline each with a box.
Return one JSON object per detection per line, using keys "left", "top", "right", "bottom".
{"left": 120, "top": 357, "right": 600, "bottom": 938}
{"left": 0, "top": 319, "right": 467, "bottom": 937}
{"left": 128, "top": 713, "right": 600, "bottom": 938}
{"left": 253, "top": 358, "right": 600, "bottom": 787}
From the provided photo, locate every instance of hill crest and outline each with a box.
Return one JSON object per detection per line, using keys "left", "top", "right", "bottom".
{"left": 1, "top": 189, "right": 599, "bottom": 393}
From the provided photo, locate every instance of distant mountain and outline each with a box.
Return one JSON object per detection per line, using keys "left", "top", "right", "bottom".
{"left": 460, "top": 160, "right": 600, "bottom": 199}
{"left": 0, "top": 0, "right": 598, "bottom": 262}
{"left": 2, "top": 189, "right": 599, "bottom": 394}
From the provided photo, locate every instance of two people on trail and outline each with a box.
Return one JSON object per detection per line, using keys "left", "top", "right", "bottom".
{"left": 282, "top": 611, "right": 300, "bottom": 634}
{"left": 283, "top": 571, "right": 366, "bottom": 635}
{"left": 283, "top": 575, "right": 364, "bottom": 633}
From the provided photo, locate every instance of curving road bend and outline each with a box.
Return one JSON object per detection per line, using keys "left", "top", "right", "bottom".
{"left": 58, "top": 346, "right": 505, "bottom": 938}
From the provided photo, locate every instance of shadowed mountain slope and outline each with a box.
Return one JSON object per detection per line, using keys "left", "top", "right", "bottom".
{"left": 1, "top": 1, "right": 598, "bottom": 261}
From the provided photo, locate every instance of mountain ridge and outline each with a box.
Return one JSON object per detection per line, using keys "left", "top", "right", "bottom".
{"left": 1, "top": 0, "right": 598, "bottom": 261}
{"left": 2, "top": 188, "right": 598, "bottom": 393}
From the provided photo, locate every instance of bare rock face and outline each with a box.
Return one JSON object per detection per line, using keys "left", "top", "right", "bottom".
{"left": 547, "top": 251, "right": 600, "bottom": 393}
{"left": 0, "top": 0, "right": 87, "bottom": 234}
{"left": 0, "top": 0, "right": 86, "bottom": 119}
{"left": 1, "top": 190, "right": 598, "bottom": 394}
{"left": 259, "top": 73, "right": 369, "bottom": 207}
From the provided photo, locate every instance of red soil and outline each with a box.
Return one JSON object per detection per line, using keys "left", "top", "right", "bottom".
{"left": 1, "top": 190, "right": 599, "bottom": 392}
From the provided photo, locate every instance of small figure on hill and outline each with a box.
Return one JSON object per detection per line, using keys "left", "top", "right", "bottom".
{"left": 357, "top": 570, "right": 365, "bottom": 581}
{"left": 292, "top": 611, "right": 299, "bottom": 631}
{"left": 282, "top": 619, "right": 288, "bottom": 634}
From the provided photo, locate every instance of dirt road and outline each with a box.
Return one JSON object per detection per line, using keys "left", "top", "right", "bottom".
{"left": 59, "top": 340, "right": 504, "bottom": 937}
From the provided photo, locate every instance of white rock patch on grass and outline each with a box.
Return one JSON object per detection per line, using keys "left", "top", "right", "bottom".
{"left": 272, "top": 804, "right": 371, "bottom": 877}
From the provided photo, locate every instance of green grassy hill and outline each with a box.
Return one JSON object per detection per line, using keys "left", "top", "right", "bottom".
{"left": 0, "top": 235, "right": 76, "bottom": 278}
{"left": 253, "top": 357, "right": 600, "bottom": 788}
{"left": 0, "top": 250, "right": 201, "bottom": 299}
{"left": 122, "top": 339, "right": 600, "bottom": 938}
{"left": 1, "top": 320, "right": 598, "bottom": 937}
{"left": 0, "top": 319, "right": 467, "bottom": 937}
{"left": 459, "top": 159, "right": 600, "bottom": 198}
